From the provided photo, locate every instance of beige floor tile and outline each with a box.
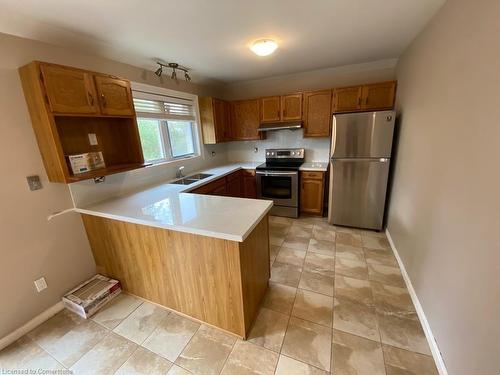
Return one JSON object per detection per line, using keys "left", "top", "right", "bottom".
{"left": 360, "top": 229, "right": 387, "bottom": 238}
{"left": 378, "top": 313, "right": 431, "bottom": 355}
{"left": 371, "top": 281, "right": 416, "bottom": 317}
{"left": 364, "top": 247, "right": 398, "bottom": 266}
{"left": 91, "top": 294, "right": 142, "bottom": 329}
{"left": 311, "top": 225, "right": 336, "bottom": 242}
{"left": 331, "top": 225, "right": 361, "bottom": 234}
{"left": 362, "top": 235, "right": 391, "bottom": 250}
{"left": 333, "top": 297, "right": 380, "bottom": 341}
{"left": 336, "top": 232, "right": 363, "bottom": 247}
{"left": 368, "top": 263, "right": 406, "bottom": 287}
{"left": 383, "top": 345, "right": 438, "bottom": 375}
{"left": 261, "top": 282, "right": 297, "bottom": 315}
{"left": 167, "top": 365, "right": 192, "bottom": 374}
{"left": 70, "top": 332, "right": 137, "bottom": 375}
{"left": 115, "top": 346, "right": 173, "bottom": 375}
{"left": 270, "top": 235, "right": 285, "bottom": 246}
{"left": 275, "top": 247, "right": 306, "bottom": 266}
{"left": 281, "top": 317, "right": 331, "bottom": 371}
{"left": 335, "top": 275, "right": 374, "bottom": 305}
{"left": 114, "top": 302, "right": 168, "bottom": 344}
{"left": 270, "top": 216, "right": 293, "bottom": 225}
{"left": 28, "top": 310, "right": 108, "bottom": 367}
{"left": 0, "top": 336, "right": 64, "bottom": 371}
{"left": 221, "top": 340, "right": 278, "bottom": 375}
{"left": 288, "top": 224, "right": 313, "bottom": 237}
{"left": 270, "top": 245, "right": 280, "bottom": 263}
{"left": 307, "top": 238, "right": 335, "bottom": 255}
{"left": 298, "top": 269, "right": 334, "bottom": 296}
{"left": 269, "top": 223, "right": 291, "bottom": 237}
{"left": 282, "top": 235, "right": 310, "bottom": 251}
{"left": 303, "top": 252, "right": 335, "bottom": 277}
{"left": 176, "top": 325, "right": 235, "bottom": 375}
{"left": 292, "top": 289, "right": 333, "bottom": 327}
{"left": 332, "top": 330, "right": 385, "bottom": 375}
{"left": 275, "top": 355, "right": 328, "bottom": 375}
{"left": 142, "top": 313, "right": 200, "bottom": 362}
{"left": 335, "top": 244, "right": 365, "bottom": 261}
{"left": 270, "top": 262, "right": 302, "bottom": 287}
{"left": 335, "top": 257, "right": 368, "bottom": 279}
{"left": 248, "top": 308, "right": 288, "bottom": 352}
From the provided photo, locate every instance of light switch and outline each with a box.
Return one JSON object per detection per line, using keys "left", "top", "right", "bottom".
{"left": 88, "top": 133, "right": 98, "bottom": 146}
{"left": 26, "top": 175, "right": 42, "bottom": 191}
{"left": 34, "top": 277, "right": 47, "bottom": 292}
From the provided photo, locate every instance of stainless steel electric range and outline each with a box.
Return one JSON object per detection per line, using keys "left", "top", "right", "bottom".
{"left": 256, "top": 148, "right": 305, "bottom": 218}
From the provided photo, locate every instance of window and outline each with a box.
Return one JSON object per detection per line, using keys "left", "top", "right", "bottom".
{"left": 132, "top": 88, "right": 200, "bottom": 163}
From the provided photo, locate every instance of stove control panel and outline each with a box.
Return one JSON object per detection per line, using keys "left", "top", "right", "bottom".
{"left": 265, "top": 148, "right": 304, "bottom": 160}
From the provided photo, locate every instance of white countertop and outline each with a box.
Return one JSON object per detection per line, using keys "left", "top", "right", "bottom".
{"left": 75, "top": 163, "right": 272, "bottom": 242}
{"left": 299, "top": 162, "right": 329, "bottom": 171}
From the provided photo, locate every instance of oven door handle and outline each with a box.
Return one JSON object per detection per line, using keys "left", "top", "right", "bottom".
{"left": 256, "top": 171, "right": 298, "bottom": 176}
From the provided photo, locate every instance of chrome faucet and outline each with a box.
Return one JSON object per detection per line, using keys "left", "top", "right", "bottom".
{"left": 176, "top": 166, "right": 185, "bottom": 179}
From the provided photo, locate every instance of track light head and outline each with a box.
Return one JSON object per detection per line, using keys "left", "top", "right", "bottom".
{"left": 184, "top": 72, "right": 191, "bottom": 82}
{"left": 171, "top": 69, "right": 177, "bottom": 80}
{"left": 154, "top": 66, "right": 163, "bottom": 77}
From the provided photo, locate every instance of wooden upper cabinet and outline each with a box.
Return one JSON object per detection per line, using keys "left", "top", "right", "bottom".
{"left": 360, "top": 81, "right": 396, "bottom": 110}
{"left": 94, "top": 75, "right": 134, "bottom": 116}
{"left": 199, "top": 97, "right": 230, "bottom": 144}
{"left": 303, "top": 90, "right": 332, "bottom": 138}
{"left": 260, "top": 96, "right": 281, "bottom": 123}
{"left": 281, "top": 93, "right": 302, "bottom": 121}
{"left": 333, "top": 86, "right": 362, "bottom": 113}
{"left": 232, "top": 99, "right": 261, "bottom": 140}
{"left": 40, "top": 64, "right": 98, "bottom": 114}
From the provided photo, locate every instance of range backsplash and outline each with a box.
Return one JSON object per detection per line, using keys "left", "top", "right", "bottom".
{"left": 225, "top": 129, "right": 330, "bottom": 162}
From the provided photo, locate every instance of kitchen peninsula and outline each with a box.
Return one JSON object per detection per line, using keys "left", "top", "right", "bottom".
{"left": 76, "top": 164, "right": 272, "bottom": 339}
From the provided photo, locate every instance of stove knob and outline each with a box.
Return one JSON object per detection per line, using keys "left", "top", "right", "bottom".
{"left": 291, "top": 151, "right": 295, "bottom": 155}
{"left": 271, "top": 152, "right": 275, "bottom": 156}
{"left": 266, "top": 152, "right": 270, "bottom": 156}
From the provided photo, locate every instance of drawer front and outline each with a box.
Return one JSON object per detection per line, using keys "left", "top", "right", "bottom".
{"left": 301, "top": 171, "right": 324, "bottom": 180}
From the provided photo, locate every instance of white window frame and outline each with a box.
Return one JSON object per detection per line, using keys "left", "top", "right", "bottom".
{"left": 131, "top": 82, "right": 203, "bottom": 165}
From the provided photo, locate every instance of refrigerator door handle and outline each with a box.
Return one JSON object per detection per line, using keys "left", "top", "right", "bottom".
{"left": 331, "top": 115, "right": 337, "bottom": 156}
{"left": 330, "top": 157, "right": 390, "bottom": 162}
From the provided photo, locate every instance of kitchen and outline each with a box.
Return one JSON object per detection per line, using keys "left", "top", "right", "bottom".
{"left": 0, "top": 1, "right": 498, "bottom": 375}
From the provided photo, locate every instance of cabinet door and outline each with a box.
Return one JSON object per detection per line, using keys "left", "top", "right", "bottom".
{"left": 213, "top": 98, "right": 229, "bottom": 142}
{"left": 333, "top": 86, "right": 362, "bottom": 113}
{"left": 226, "top": 175, "right": 242, "bottom": 197}
{"left": 260, "top": 96, "right": 281, "bottom": 123}
{"left": 242, "top": 170, "right": 257, "bottom": 198}
{"left": 40, "top": 64, "right": 98, "bottom": 114}
{"left": 232, "top": 99, "right": 261, "bottom": 140}
{"left": 300, "top": 175, "right": 325, "bottom": 215}
{"left": 94, "top": 75, "right": 134, "bottom": 116}
{"left": 303, "top": 90, "right": 332, "bottom": 137}
{"left": 281, "top": 93, "right": 303, "bottom": 121}
{"left": 360, "top": 81, "right": 396, "bottom": 110}
{"left": 212, "top": 184, "right": 227, "bottom": 196}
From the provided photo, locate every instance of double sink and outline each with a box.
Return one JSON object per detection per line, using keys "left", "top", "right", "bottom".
{"left": 170, "top": 173, "right": 213, "bottom": 185}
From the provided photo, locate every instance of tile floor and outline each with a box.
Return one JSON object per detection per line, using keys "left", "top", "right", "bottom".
{"left": 0, "top": 215, "right": 438, "bottom": 375}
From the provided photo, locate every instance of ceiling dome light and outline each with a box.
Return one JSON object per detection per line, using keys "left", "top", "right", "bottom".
{"left": 250, "top": 39, "right": 278, "bottom": 56}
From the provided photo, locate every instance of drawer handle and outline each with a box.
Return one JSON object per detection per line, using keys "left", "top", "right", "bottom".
{"left": 88, "top": 92, "right": 94, "bottom": 105}
{"left": 101, "top": 93, "right": 107, "bottom": 107}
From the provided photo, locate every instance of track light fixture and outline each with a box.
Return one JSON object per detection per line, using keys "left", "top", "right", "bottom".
{"left": 154, "top": 62, "right": 191, "bottom": 82}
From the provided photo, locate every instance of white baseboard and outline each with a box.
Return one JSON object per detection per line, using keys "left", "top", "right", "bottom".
{"left": 385, "top": 229, "right": 448, "bottom": 375}
{"left": 0, "top": 301, "right": 64, "bottom": 351}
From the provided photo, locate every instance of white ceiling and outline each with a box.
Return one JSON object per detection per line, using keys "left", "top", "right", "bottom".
{"left": 0, "top": 0, "right": 445, "bottom": 83}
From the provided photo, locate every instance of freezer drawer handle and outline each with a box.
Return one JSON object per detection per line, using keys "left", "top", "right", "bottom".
{"left": 331, "top": 158, "right": 389, "bottom": 162}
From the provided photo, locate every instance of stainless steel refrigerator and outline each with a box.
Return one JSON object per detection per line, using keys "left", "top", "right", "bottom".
{"left": 328, "top": 110, "right": 395, "bottom": 230}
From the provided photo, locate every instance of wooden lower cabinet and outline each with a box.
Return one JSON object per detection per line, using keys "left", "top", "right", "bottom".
{"left": 226, "top": 171, "right": 242, "bottom": 197}
{"left": 81, "top": 214, "right": 270, "bottom": 338}
{"left": 242, "top": 170, "right": 257, "bottom": 198}
{"left": 300, "top": 171, "right": 325, "bottom": 215}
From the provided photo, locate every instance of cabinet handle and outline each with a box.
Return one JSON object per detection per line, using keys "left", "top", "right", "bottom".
{"left": 101, "top": 93, "right": 106, "bottom": 107}
{"left": 357, "top": 97, "right": 361, "bottom": 106}
{"left": 365, "top": 97, "right": 369, "bottom": 105}
{"left": 88, "top": 92, "right": 94, "bottom": 105}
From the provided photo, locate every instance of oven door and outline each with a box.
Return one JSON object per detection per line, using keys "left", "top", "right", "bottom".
{"left": 256, "top": 170, "right": 298, "bottom": 207}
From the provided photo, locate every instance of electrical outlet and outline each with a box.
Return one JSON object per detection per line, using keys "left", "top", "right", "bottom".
{"left": 254, "top": 147, "right": 259, "bottom": 153}
{"left": 34, "top": 277, "right": 47, "bottom": 292}
{"left": 26, "top": 175, "right": 42, "bottom": 191}
{"left": 88, "top": 133, "right": 98, "bottom": 146}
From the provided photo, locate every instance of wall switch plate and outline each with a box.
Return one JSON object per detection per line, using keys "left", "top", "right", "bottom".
{"left": 26, "top": 175, "right": 42, "bottom": 191}
{"left": 88, "top": 133, "right": 98, "bottom": 145}
{"left": 34, "top": 277, "right": 47, "bottom": 292}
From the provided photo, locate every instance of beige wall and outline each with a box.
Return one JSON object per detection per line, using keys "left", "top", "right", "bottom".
{"left": 0, "top": 32, "right": 221, "bottom": 339}
{"left": 222, "top": 58, "right": 397, "bottom": 100}
{"left": 387, "top": 0, "right": 500, "bottom": 374}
